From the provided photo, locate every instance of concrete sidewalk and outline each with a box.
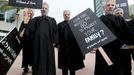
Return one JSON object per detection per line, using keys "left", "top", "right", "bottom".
{"left": 7, "top": 48, "right": 134, "bottom": 75}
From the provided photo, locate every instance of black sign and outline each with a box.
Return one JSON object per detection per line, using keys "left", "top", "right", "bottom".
{"left": 9, "top": 0, "right": 42, "bottom": 9}
{"left": 69, "top": 8, "right": 116, "bottom": 54}
{"left": 116, "top": 0, "right": 129, "bottom": 19}
{"left": 0, "top": 27, "right": 21, "bottom": 75}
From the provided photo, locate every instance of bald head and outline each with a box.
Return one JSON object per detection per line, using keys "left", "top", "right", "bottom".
{"left": 63, "top": 10, "right": 70, "bottom": 21}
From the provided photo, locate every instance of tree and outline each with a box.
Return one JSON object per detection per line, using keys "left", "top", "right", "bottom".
{"left": 0, "top": 1, "right": 17, "bottom": 12}
{"left": 130, "top": 14, "right": 134, "bottom": 19}
{"left": 0, "top": 0, "right": 20, "bottom": 23}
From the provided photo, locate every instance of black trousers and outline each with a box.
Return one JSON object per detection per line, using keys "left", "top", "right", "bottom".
{"left": 62, "top": 69, "right": 75, "bottom": 75}
{"left": 119, "top": 49, "right": 132, "bottom": 75}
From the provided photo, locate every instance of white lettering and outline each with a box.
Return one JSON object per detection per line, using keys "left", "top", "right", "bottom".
{"left": 1, "top": 38, "right": 17, "bottom": 59}
{"left": 16, "top": 1, "right": 36, "bottom": 5}
{"left": 85, "top": 30, "right": 105, "bottom": 43}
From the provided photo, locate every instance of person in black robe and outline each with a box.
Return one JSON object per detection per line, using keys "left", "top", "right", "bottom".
{"left": 94, "top": 0, "right": 134, "bottom": 75}
{"left": 127, "top": 19, "right": 134, "bottom": 74}
{"left": 113, "top": 7, "right": 133, "bottom": 75}
{"left": 127, "top": 19, "right": 134, "bottom": 61}
{"left": 24, "top": 2, "right": 58, "bottom": 75}
{"left": 19, "top": 8, "right": 34, "bottom": 74}
{"left": 57, "top": 10, "right": 85, "bottom": 75}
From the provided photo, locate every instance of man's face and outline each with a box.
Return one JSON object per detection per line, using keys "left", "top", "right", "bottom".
{"left": 63, "top": 11, "right": 70, "bottom": 21}
{"left": 115, "top": 11, "right": 124, "bottom": 17}
{"left": 41, "top": 4, "right": 49, "bottom": 16}
{"left": 104, "top": 2, "right": 115, "bottom": 14}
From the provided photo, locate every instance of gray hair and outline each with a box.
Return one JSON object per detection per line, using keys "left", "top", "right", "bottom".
{"left": 102, "top": 0, "right": 116, "bottom": 7}
{"left": 63, "top": 9, "right": 70, "bottom": 14}
{"left": 43, "top": 2, "right": 49, "bottom": 8}
{"left": 113, "top": 8, "right": 124, "bottom": 15}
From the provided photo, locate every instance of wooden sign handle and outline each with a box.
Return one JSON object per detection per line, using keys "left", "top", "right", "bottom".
{"left": 98, "top": 47, "right": 113, "bottom": 66}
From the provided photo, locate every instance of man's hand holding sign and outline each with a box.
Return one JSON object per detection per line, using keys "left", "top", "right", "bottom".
{"left": 68, "top": 8, "right": 116, "bottom": 66}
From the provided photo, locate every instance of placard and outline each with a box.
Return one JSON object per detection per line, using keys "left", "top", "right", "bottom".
{"left": 69, "top": 8, "right": 116, "bottom": 54}
{"left": 0, "top": 27, "right": 21, "bottom": 75}
{"left": 9, "top": 0, "right": 42, "bottom": 9}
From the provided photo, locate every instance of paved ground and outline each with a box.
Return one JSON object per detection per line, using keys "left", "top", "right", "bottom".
{"left": 6, "top": 48, "right": 134, "bottom": 75}
{"left": 7, "top": 48, "right": 95, "bottom": 75}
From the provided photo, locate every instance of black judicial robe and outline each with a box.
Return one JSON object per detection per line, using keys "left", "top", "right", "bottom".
{"left": 58, "top": 21, "right": 85, "bottom": 70}
{"left": 119, "top": 19, "right": 134, "bottom": 75}
{"left": 127, "top": 19, "right": 134, "bottom": 63}
{"left": 25, "top": 16, "right": 58, "bottom": 75}
{"left": 95, "top": 14, "right": 134, "bottom": 75}
{"left": 127, "top": 19, "right": 134, "bottom": 35}
{"left": 19, "top": 21, "right": 33, "bottom": 68}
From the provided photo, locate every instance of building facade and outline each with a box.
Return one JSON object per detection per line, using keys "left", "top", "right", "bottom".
{"left": 94, "top": 0, "right": 129, "bottom": 19}
{"left": 129, "top": 4, "right": 134, "bottom": 16}
{"left": 94, "top": 0, "right": 104, "bottom": 17}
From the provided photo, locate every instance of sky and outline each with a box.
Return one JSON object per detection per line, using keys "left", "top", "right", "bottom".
{"left": 34, "top": 0, "right": 93, "bottom": 23}
{"left": 128, "top": 0, "right": 134, "bottom": 5}
{"left": 34, "top": 0, "right": 134, "bottom": 23}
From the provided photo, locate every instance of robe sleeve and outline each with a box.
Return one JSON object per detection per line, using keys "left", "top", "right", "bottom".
{"left": 119, "top": 17, "right": 134, "bottom": 45}
{"left": 57, "top": 23, "right": 65, "bottom": 47}
{"left": 24, "top": 17, "right": 39, "bottom": 40}
{"left": 57, "top": 23, "right": 63, "bottom": 45}
{"left": 52, "top": 18, "right": 58, "bottom": 44}
{"left": 19, "top": 21, "right": 25, "bottom": 33}
{"left": 127, "top": 19, "right": 134, "bottom": 35}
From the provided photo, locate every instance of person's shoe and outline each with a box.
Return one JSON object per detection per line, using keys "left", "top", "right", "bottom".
{"left": 22, "top": 72, "right": 26, "bottom": 75}
{"left": 23, "top": 67, "right": 29, "bottom": 73}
